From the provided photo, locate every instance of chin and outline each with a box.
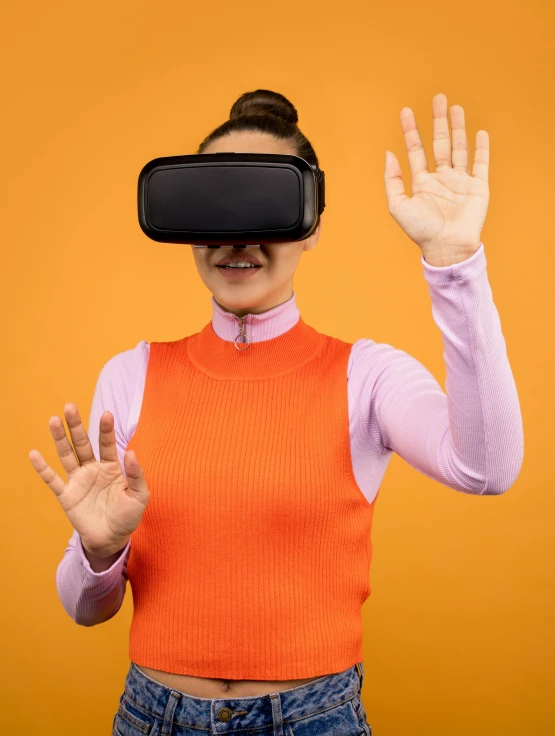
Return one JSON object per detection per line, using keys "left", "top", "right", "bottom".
{"left": 214, "top": 291, "right": 262, "bottom": 309}
{"left": 213, "top": 282, "right": 278, "bottom": 312}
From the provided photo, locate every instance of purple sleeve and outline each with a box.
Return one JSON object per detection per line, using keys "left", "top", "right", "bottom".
{"left": 348, "top": 243, "right": 523, "bottom": 495}
{"left": 55, "top": 341, "right": 148, "bottom": 625}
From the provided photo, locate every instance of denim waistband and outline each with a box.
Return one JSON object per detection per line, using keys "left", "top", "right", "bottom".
{"left": 120, "top": 660, "right": 365, "bottom": 733}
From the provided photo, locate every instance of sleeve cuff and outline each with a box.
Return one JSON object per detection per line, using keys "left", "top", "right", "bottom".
{"left": 77, "top": 534, "right": 130, "bottom": 576}
{"left": 421, "top": 241, "right": 487, "bottom": 284}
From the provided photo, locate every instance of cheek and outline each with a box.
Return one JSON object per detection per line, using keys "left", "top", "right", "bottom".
{"left": 195, "top": 255, "right": 214, "bottom": 276}
{"left": 266, "top": 247, "right": 302, "bottom": 272}
{"left": 191, "top": 256, "right": 217, "bottom": 287}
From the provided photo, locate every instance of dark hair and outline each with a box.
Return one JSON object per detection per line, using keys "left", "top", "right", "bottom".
{"left": 196, "top": 88, "right": 321, "bottom": 169}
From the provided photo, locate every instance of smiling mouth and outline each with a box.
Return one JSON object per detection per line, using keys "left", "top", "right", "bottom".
{"left": 216, "top": 264, "right": 262, "bottom": 269}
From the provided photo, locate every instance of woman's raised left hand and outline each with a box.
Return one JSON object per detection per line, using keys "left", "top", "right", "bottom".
{"left": 384, "top": 93, "right": 489, "bottom": 266}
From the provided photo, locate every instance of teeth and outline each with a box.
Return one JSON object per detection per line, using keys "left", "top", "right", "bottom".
{"left": 222, "top": 262, "right": 256, "bottom": 268}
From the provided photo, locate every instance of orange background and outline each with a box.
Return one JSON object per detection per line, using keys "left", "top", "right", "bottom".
{"left": 2, "top": 0, "right": 554, "bottom": 733}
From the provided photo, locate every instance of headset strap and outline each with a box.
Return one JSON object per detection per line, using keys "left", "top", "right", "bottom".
{"left": 316, "top": 169, "right": 326, "bottom": 215}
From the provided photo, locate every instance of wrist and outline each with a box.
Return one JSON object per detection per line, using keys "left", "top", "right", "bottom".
{"left": 82, "top": 540, "right": 129, "bottom": 572}
{"left": 422, "top": 245, "right": 480, "bottom": 267}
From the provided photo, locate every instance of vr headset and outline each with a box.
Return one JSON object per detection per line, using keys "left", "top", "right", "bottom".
{"left": 137, "top": 152, "right": 325, "bottom": 248}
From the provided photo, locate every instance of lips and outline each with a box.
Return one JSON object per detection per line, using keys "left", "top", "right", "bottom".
{"left": 215, "top": 251, "right": 262, "bottom": 267}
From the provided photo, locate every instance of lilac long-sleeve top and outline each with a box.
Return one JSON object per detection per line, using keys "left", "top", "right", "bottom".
{"left": 56, "top": 242, "right": 524, "bottom": 627}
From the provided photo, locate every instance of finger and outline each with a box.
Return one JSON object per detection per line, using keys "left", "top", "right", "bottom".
{"left": 472, "top": 130, "right": 489, "bottom": 183}
{"left": 400, "top": 106, "right": 429, "bottom": 178}
{"left": 449, "top": 104, "right": 469, "bottom": 173}
{"left": 384, "top": 150, "right": 409, "bottom": 216}
{"left": 28, "top": 449, "right": 66, "bottom": 497}
{"left": 432, "top": 93, "right": 452, "bottom": 170}
{"left": 47, "top": 413, "right": 81, "bottom": 476}
{"left": 97, "top": 410, "right": 119, "bottom": 464}
{"left": 124, "top": 449, "right": 149, "bottom": 498}
{"left": 63, "top": 403, "right": 97, "bottom": 466}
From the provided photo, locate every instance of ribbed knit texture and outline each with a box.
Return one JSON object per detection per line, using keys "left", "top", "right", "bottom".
{"left": 54, "top": 243, "right": 524, "bottom": 674}
{"left": 125, "top": 316, "right": 377, "bottom": 680}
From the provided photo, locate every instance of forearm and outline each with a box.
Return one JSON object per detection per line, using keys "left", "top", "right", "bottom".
{"left": 56, "top": 529, "right": 131, "bottom": 625}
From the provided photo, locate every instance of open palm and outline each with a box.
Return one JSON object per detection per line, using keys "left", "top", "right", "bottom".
{"left": 29, "top": 403, "right": 150, "bottom": 557}
{"left": 384, "top": 93, "right": 490, "bottom": 260}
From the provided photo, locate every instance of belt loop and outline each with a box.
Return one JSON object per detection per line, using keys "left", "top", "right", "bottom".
{"left": 268, "top": 692, "right": 285, "bottom": 736}
{"left": 355, "top": 662, "right": 363, "bottom": 692}
{"left": 160, "top": 691, "right": 180, "bottom": 736}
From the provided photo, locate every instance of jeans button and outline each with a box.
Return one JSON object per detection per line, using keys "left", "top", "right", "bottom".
{"left": 217, "top": 707, "right": 233, "bottom": 722}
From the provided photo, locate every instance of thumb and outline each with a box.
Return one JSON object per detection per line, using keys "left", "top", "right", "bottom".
{"left": 384, "top": 150, "right": 408, "bottom": 215}
{"left": 124, "top": 449, "right": 150, "bottom": 499}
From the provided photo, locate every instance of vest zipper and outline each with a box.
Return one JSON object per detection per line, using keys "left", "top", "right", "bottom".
{"left": 233, "top": 315, "right": 250, "bottom": 351}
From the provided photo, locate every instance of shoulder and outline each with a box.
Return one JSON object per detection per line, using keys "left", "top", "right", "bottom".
{"left": 95, "top": 339, "right": 150, "bottom": 390}
{"left": 348, "top": 337, "right": 424, "bottom": 380}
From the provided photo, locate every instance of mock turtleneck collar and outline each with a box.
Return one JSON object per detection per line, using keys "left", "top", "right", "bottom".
{"left": 211, "top": 291, "right": 301, "bottom": 343}
{"left": 187, "top": 291, "right": 326, "bottom": 379}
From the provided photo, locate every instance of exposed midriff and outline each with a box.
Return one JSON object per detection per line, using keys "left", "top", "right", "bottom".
{"left": 136, "top": 663, "right": 324, "bottom": 697}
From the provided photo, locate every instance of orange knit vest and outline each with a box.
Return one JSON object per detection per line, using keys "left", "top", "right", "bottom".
{"left": 125, "top": 316, "right": 378, "bottom": 680}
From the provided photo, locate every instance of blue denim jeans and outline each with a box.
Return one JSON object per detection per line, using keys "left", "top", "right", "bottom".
{"left": 112, "top": 660, "right": 372, "bottom": 736}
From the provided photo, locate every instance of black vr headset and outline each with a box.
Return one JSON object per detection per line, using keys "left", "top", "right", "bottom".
{"left": 137, "top": 152, "right": 325, "bottom": 248}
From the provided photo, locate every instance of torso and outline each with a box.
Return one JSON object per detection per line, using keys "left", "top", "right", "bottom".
{"left": 136, "top": 664, "right": 323, "bottom": 697}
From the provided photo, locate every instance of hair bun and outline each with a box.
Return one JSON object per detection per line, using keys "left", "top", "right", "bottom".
{"left": 229, "top": 89, "right": 298, "bottom": 126}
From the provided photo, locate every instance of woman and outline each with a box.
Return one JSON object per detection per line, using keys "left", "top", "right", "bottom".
{"left": 30, "top": 89, "right": 522, "bottom": 736}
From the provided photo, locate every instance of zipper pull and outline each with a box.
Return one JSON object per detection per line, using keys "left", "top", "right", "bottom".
{"left": 234, "top": 316, "right": 250, "bottom": 351}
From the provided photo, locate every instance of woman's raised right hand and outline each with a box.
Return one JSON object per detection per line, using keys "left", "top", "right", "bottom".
{"left": 29, "top": 403, "right": 150, "bottom": 558}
